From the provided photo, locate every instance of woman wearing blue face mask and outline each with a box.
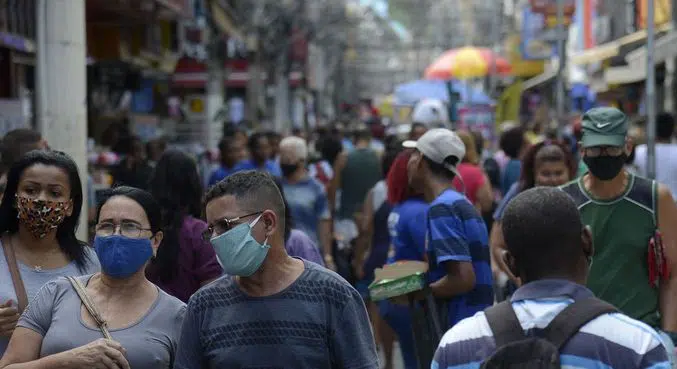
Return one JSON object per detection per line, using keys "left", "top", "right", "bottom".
{"left": 0, "top": 186, "right": 186, "bottom": 369}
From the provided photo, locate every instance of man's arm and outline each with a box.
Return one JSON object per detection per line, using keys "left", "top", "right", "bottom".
{"left": 330, "top": 289, "right": 379, "bottom": 369}
{"left": 352, "top": 190, "right": 375, "bottom": 279}
{"left": 173, "top": 302, "right": 205, "bottom": 369}
{"left": 427, "top": 203, "right": 476, "bottom": 299}
{"left": 327, "top": 153, "right": 347, "bottom": 215}
{"left": 657, "top": 184, "right": 677, "bottom": 332}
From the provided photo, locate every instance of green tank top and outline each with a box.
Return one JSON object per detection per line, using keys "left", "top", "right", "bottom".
{"left": 560, "top": 173, "right": 660, "bottom": 327}
{"left": 338, "top": 148, "right": 382, "bottom": 220}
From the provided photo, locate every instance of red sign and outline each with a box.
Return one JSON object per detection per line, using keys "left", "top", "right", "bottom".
{"left": 529, "top": 0, "right": 576, "bottom": 16}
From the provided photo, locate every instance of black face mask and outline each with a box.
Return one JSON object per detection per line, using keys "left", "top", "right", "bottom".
{"left": 280, "top": 163, "right": 299, "bottom": 177}
{"left": 583, "top": 154, "right": 627, "bottom": 181}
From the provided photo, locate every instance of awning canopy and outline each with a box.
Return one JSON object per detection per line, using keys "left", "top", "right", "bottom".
{"left": 570, "top": 24, "right": 672, "bottom": 66}
{"left": 522, "top": 64, "right": 557, "bottom": 91}
{"left": 605, "top": 31, "right": 677, "bottom": 85}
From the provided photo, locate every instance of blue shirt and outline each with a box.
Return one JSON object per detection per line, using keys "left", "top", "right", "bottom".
{"left": 388, "top": 198, "right": 428, "bottom": 263}
{"left": 233, "top": 159, "right": 282, "bottom": 177}
{"left": 493, "top": 182, "right": 520, "bottom": 221}
{"left": 282, "top": 177, "right": 331, "bottom": 246}
{"left": 501, "top": 159, "right": 521, "bottom": 195}
{"left": 174, "top": 260, "right": 379, "bottom": 369}
{"left": 432, "top": 279, "right": 670, "bottom": 369}
{"left": 427, "top": 189, "right": 493, "bottom": 328}
{"left": 208, "top": 164, "right": 239, "bottom": 187}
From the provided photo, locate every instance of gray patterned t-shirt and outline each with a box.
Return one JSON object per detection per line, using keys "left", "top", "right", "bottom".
{"left": 174, "top": 260, "right": 379, "bottom": 369}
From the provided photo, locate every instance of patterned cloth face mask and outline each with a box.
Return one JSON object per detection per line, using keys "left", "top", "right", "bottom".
{"left": 16, "top": 195, "right": 70, "bottom": 239}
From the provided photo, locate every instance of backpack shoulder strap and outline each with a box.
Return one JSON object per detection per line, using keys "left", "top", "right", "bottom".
{"left": 543, "top": 297, "right": 617, "bottom": 349}
{"left": 484, "top": 301, "right": 527, "bottom": 346}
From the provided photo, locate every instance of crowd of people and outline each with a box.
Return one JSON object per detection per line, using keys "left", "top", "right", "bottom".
{"left": 0, "top": 105, "right": 675, "bottom": 369}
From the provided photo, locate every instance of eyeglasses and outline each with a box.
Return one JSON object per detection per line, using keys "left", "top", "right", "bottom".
{"left": 95, "top": 221, "right": 152, "bottom": 238}
{"left": 202, "top": 211, "right": 263, "bottom": 241}
{"left": 584, "top": 146, "right": 624, "bottom": 157}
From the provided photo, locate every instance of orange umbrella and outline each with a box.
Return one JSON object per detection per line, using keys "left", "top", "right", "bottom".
{"left": 424, "top": 47, "right": 512, "bottom": 80}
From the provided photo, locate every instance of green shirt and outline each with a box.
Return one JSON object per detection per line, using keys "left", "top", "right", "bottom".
{"left": 560, "top": 173, "right": 660, "bottom": 327}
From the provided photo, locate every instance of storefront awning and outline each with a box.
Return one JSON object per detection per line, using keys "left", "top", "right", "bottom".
{"left": 570, "top": 24, "right": 672, "bottom": 65}
{"left": 605, "top": 31, "right": 677, "bottom": 85}
{"left": 522, "top": 65, "right": 557, "bottom": 91}
{"left": 625, "top": 31, "right": 677, "bottom": 65}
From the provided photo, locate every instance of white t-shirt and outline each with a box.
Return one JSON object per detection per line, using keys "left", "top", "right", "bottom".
{"left": 634, "top": 143, "right": 677, "bottom": 200}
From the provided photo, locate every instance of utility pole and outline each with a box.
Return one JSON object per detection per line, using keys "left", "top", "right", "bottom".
{"left": 555, "top": 0, "right": 567, "bottom": 139}
{"left": 205, "top": 2, "right": 224, "bottom": 150}
{"left": 646, "top": 0, "right": 656, "bottom": 179}
{"left": 36, "top": 0, "right": 88, "bottom": 241}
{"left": 489, "top": 0, "right": 503, "bottom": 97}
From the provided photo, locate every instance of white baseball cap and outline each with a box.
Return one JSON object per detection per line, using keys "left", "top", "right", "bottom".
{"left": 402, "top": 128, "right": 466, "bottom": 176}
{"left": 411, "top": 99, "right": 449, "bottom": 127}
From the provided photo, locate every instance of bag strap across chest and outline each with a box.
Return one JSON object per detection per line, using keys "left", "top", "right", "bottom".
{"left": 2, "top": 235, "right": 29, "bottom": 313}
{"left": 67, "top": 276, "right": 113, "bottom": 340}
{"left": 484, "top": 297, "right": 618, "bottom": 349}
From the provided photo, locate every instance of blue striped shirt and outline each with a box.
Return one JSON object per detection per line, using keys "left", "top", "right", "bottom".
{"left": 427, "top": 189, "right": 493, "bottom": 328}
{"left": 432, "top": 280, "right": 670, "bottom": 369}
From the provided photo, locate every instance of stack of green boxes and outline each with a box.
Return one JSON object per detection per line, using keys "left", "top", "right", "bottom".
{"left": 368, "top": 261, "right": 428, "bottom": 301}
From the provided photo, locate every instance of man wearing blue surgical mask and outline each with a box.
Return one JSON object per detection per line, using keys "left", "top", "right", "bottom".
{"left": 174, "top": 170, "right": 379, "bottom": 369}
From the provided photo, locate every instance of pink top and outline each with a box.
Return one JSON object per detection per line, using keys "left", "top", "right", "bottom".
{"left": 453, "top": 163, "right": 486, "bottom": 205}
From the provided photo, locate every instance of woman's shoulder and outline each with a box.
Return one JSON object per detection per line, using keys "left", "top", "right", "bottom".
{"left": 154, "top": 288, "right": 187, "bottom": 323}
{"left": 82, "top": 246, "right": 101, "bottom": 272}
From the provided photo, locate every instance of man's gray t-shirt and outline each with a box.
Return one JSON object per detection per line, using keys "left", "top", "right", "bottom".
{"left": 0, "top": 243, "right": 100, "bottom": 356}
{"left": 174, "top": 259, "right": 379, "bottom": 369}
{"left": 17, "top": 275, "right": 186, "bottom": 369}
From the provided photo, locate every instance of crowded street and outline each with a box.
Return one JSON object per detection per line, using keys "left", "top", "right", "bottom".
{"left": 2, "top": 0, "right": 677, "bottom": 368}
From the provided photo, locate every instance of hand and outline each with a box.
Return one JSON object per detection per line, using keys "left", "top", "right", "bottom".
{"left": 67, "top": 339, "right": 130, "bottom": 369}
{"left": 0, "top": 300, "right": 20, "bottom": 338}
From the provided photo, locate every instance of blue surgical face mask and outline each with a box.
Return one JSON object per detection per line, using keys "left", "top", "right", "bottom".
{"left": 94, "top": 235, "right": 154, "bottom": 279}
{"left": 210, "top": 214, "right": 270, "bottom": 277}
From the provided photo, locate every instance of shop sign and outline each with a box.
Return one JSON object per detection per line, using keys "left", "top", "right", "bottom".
{"left": 529, "top": 0, "right": 576, "bottom": 16}
{"left": 520, "top": 5, "right": 555, "bottom": 60}
{"left": 457, "top": 104, "right": 497, "bottom": 147}
{"left": 636, "top": 0, "right": 672, "bottom": 29}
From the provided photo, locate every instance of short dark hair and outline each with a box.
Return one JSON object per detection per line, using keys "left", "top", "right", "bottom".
{"left": 502, "top": 187, "right": 583, "bottom": 281}
{"left": 354, "top": 127, "right": 372, "bottom": 142}
{"left": 218, "top": 136, "right": 237, "bottom": 153}
{"left": 500, "top": 127, "right": 525, "bottom": 159}
{"left": 247, "top": 132, "right": 266, "bottom": 152}
{"left": 318, "top": 136, "right": 343, "bottom": 165}
{"left": 0, "top": 128, "right": 42, "bottom": 169}
{"left": 272, "top": 178, "right": 293, "bottom": 243}
{"left": 423, "top": 155, "right": 459, "bottom": 181}
{"left": 657, "top": 113, "right": 675, "bottom": 139}
{"left": 204, "top": 170, "right": 285, "bottom": 231}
